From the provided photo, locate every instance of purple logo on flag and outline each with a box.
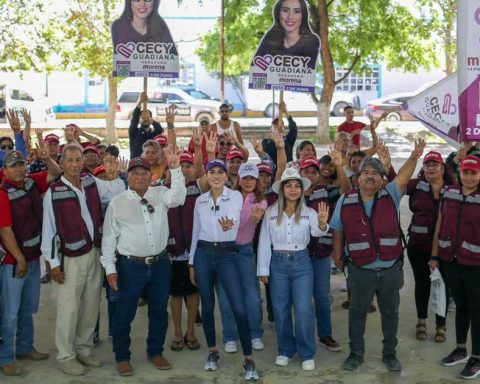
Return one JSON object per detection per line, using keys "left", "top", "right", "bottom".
{"left": 475, "top": 7, "right": 480, "bottom": 25}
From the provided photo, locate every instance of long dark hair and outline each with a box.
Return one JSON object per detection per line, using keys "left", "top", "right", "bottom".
{"left": 236, "top": 178, "right": 265, "bottom": 203}
{"left": 119, "top": 0, "right": 170, "bottom": 39}
{"left": 296, "top": 140, "right": 317, "bottom": 160}
{"left": 262, "top": 0, "right": 313, "bottom": 54}
{"left": 417, "top": 164, "right": 454, "bottom": 186}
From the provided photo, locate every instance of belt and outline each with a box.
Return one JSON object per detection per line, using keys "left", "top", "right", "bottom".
{"left": 120, "top": 250, "right": 168, "bottom": 265}
{"left": 197, "top": 240, "right": 237, "bottom": 253}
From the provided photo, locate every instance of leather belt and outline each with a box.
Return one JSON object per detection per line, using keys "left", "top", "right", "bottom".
{"left": 197, "top": 240, "right": 237, "bottom": 253}
{"left": 120, "top": 250, "right": 168, "bottom": 265}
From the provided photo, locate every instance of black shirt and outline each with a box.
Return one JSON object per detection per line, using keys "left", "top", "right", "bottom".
{"left": 129, "top": 107, "right": 163, "bottom": 159}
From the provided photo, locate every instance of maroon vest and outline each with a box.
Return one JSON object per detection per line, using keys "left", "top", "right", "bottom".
{"left": 306, "top": 185, "right": 334, "bottom": 258}
{"left": 0, "top": 178, "right": 43, "bottom": 260}
{"left": 438, "top": 186, "right": 480, "bottom": 265}
{"left": 167, "top": 180, "right": 200, "bottom": 256}
{"left": 50, "top": 175, "right": 103, "bottom": 257}
{"left": 407, "top": 179, "right": 442, "bottom": 254}
{"left": 340, "top": 189, "right": 403, "bottom": 266}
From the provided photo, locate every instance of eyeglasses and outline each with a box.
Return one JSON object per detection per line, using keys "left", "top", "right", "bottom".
{"left": 218, "top": 141, "right": 233, "bottom": 147}
{"left": 219, "top": 109, "right": 229, "bottom": 113}
{"left": 0, "top": 144, "right": 14, "bottom": 150}
{"left": 140, "top": 198, "right": 155, "bottom": 213}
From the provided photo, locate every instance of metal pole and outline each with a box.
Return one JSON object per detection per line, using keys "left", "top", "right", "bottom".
{"left": 220, "top": 0, "right": 225, "bottom": 103}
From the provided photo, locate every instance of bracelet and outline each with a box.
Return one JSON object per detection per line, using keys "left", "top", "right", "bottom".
{"left": 430, "top": 255, "right": 439, "bottom": 261}
{"left": 167, "top": 123, "right": 174, "bottom": 129}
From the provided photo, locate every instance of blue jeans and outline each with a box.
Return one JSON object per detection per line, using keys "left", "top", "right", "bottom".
{"left": 217, "top": 243, "right": 263, "bottom": 342}
{"left": 312, "top": 256, "right": 332, "bottom": 339}
{"left": 270, "top": 250, "right": 315, "bottom": 360}
{"left": 112, "top": 255, "right": 171, "bottom": 362}
{"left": 0, "top": 260, "right": 40, "bottom": 366}
{"left": 194, "top": 242, "right": 252, "bottom": 356}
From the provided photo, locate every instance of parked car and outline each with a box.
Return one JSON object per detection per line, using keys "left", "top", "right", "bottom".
{"left": 0, "top": 84, "right": 55, "bottom": 123}
{"left": 243, "top": 85, "right": 360, "bottom": 117}
{"left": 364, "top": 92, "right": 417, "bottom": 122}
{"left": 116, "top": 87, "right": 221, "bottom": 123}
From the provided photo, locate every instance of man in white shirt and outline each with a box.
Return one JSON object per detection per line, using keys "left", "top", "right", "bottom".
{"left": 101, "top": 154, "right": 186, "bottom": 377}
{"left": 41, "top": 145, "right": 125, "bottom": 376}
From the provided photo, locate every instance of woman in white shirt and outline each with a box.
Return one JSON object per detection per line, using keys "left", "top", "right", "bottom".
{"left": 257, "top": 168, "right": 329, "bottom": 371}
{"left": 189, "top": 160, "right": 259, "bottom": 381}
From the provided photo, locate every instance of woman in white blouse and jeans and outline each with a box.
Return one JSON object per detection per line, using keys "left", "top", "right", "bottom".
{"left": 257, "top": 168, "right": 329, "bottom": 371}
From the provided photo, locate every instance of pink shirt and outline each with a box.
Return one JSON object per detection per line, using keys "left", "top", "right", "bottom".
{"left": 235, "top": 193, "right": 268, "bottom": 246}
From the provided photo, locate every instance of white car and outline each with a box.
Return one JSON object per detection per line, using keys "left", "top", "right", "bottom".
{"left": 0, "top": 84, "right": 55, "bottom": 123}
{"left": 116, "top": 87, "right": 221, "bottom": 123}
{"left": 243, "top": 86, "right": 359, "bottom": 117}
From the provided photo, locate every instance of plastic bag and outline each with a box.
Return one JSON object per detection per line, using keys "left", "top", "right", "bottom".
{"left": 430, "top": 268, "right": 446, "bottom": 317}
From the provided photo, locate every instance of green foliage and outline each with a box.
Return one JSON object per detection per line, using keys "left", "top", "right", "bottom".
{"left": 197, "top": 0, "right": 441, "bottom": 78}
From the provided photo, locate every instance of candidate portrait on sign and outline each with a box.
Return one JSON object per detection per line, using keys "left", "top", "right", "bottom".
{"left": 253, "top": 0, "right": 320, "bottom": 70}
{"left": 112, "top": 0, "right": 178, "bottom": 56}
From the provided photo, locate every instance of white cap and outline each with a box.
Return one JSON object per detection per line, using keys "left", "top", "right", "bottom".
{"left": 238, "top": 162, "right": 259, "bottom": 179}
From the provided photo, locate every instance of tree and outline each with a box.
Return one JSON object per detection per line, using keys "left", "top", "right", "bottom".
{"left": 197, "top": 0, "right": 439, "bottom": 142}
{"left": 58, "top": 0, "right": 121, "bottom": 144}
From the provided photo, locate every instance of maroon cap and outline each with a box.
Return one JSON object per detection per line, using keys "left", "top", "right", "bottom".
{"left": 226, "top": 148, "right": 244, "bottom": 160}
{"left": 128, "top": 157, "right": 151, "bottom": 172}
{"left": 460, "top": 155, "right": 480, "bottom": 173}
{"left": 423, "top": 151, "right": 444, "bottom": 164}
{"left": 179, "top": 151, "right": 194, "bottom": 164}
{"left": 154, "top": 134, "right": 168, "bottom": 146}
{"left": 44, "top": 133, "right": 60, "bottom": 144}
{"left": 83, "top": 145, "right": 98, "bottom": 155}
{"left": 257, "top": 162, "right": 273, "bottom": 175}
{"left": 300, "top": 156, "right": 320, "bottom": 170}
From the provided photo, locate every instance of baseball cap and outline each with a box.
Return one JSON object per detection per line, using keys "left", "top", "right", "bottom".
{"left": 93, "top": 165, "right": 106, "bottom": 177}
{"left": 179, "top": 151, "right": 194, "bottom": 164}
{"left": 226, "top": 148, "right": 244, "bottom": 161}
{"left": 300, "top": 156, "right": 319, "bottom": 170}
{"left": 3, "top": 150, "right": 26, "bottom": 167}
{"left": 154, "top": 134, "right": 168, "bottom": 146}
{"left": 83, "top": 145, "right": 98, "bottom": 155}
{"left": 206, "top": 159, "right": 227, "bottom": 172}
{"left": 239, "top": 162, "right": 259, "bottom": 179}
{"left": 44, "top": 133, "right": 60, "bottom": 144}
{"left": 423, "top": 151, "right": 444, "bottom": 164}
{"left": 128, "top": 157, "right": 151, "bottom": 172}
{"left": 199, "top": 117, "right": 210, "bottom": 125}
{"left": 257, "top": 162, "right": 273, "bottom": 175}
{"left": 460, "top": 155, "right": 480, "bottom": 173}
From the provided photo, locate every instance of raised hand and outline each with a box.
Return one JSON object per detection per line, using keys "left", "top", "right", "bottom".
{"left": 164, "top": 144, "right": 180, "bottom": 169}
{"left": 103, "top": 154, "right": 119, "bottom": 180}
{"left": 35, "top": 128, "right": 44, "bottom": 145}
{"left": 370, "top": 111, "right": 386, "bottom": 129}
{"left": 64, "top": 125, "right": 76, "bottom": 142}
{"left": 6, "top": 109, "right": 21, "bottom": 133}
{"left": 249, "top": 135, "right": 263, "bottom": 155}
{"left": 218, "top": 216, "right": 234, "bottom": 232}
{"left": 328, "top": 145, "right": 342, "bottom": 168}
{"left": 20, "top": 108, "right": 31, "bottom": 126}
{"left": 165, "top": 104, "right": 177, "bottom": 125}
{"left": 138, "top": 91, "right": 148, "bottom": 104}
{"left": 411, "top": 138, "right": 426, "bottom": 160}
{"left": 376, "top": 141, "right": 391, "bottom": 170}
{"left": 204, "top": 131, "right": 217, "bottom": 154}
{"left": 118, "top": 156, "right": 129, "bottom": 173}
{"left": 250, "top": 206, "right": 265, "bottom": 224}
{"left": 35, "top": 143, "right": 49, "bottom": 161}
{"left": 317, "top": 201, "right": 329, "bottom": 231}
{"left": 192, "top": 127, "right": 203, "bottom": 147}
{"left": 272, "top": 130, "right": 285, "bottom": 150}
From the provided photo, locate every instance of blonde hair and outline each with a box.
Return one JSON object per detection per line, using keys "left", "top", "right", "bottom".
{"left": 276, "top": 179, "right": 305, "bottom": 225}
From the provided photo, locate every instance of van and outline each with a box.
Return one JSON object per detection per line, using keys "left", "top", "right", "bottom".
{"left": 116, "top": 86, "right": 221, "bottom": 123}
{"left": 0, "top": 84, "right": 55, "bottom": 123}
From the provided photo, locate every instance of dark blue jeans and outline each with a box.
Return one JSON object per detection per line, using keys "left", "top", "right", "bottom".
{"left": 112, "top": 255, "right": 171, "bottom": 362}
{"left": 194, "top": 242, "right": 252, "bottom": 356}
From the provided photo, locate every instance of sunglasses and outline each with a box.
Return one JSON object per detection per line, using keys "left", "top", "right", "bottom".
{"left": 218, "top": 141, "right": 233, "bottom": 147}
{"left": 131, "top": 0, "right": 153, "bottom": 2}
{"left": 219, "top": 109, "right": 229, "bottom": 113}
{"left": 140, "top": 198, "right": 155, "bottom": 213}
{"left": 1, "top": 144, "right": 14, "bottom": 150}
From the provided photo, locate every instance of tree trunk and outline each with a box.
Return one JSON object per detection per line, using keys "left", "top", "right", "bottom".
{"left": 105, "top": 76, "right": 117, "bottom": 144}
{"left": 316, "top": 0, "right": 334, "bottom": 144}
{"left": 316, "top": 101, "right": 331, "bottom": 143}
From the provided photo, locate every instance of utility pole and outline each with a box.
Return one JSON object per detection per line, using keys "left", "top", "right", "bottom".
{"left": 220, "top": 0, "right": 225, "bottom": 103}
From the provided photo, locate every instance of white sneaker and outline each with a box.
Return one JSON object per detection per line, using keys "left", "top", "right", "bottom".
{"left": 224, "top": 341, "right": 238, "bottom": 353}
{"left": 275, "top": 355, "right": 290, "bottom": 366}
{"left": 302, "top": 359, "right": 315, "bottom": 371}
{"left": 251, "top": 338, "right": 264, "bottom": 350}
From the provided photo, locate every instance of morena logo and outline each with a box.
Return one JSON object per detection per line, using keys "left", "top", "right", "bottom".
{"left": 475, "top": 7, "right": 480, "bottom": 25}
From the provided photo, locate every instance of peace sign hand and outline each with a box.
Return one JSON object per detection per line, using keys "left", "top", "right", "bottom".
{"left": 317, "top": 201, "right": 329, "bottom": 231}
{"left": 218, "top": 216, "right": 234, "bottom": 232}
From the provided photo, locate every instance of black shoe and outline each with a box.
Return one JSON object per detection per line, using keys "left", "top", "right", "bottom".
{"left": 382, "top": 354, "right": 402, "bottom": 371}
{"left": 342, "top": 353, "right": 364, "bottom": 371}
{"left": 204, "top": 350, "right": 220, "bottom": 371}
{"left": 442, "top": 347, "right": 469, "bottom": 366}
{"left": 460, "top": 357, "right": 480, "bottom": 379}
{"left": 243, "top": 359, "right": 259, "bottom": 381}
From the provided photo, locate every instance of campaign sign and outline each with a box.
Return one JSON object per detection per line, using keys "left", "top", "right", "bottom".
{"left": 112, "top": 0, "right": 179, "bottom": 78}
{"left": 404, "top": 74, "right": 460, "bottom": 148}
{"left": 249, "top": 0, "right": 320, "bottom": 92}
{"left": 458, "top": 0, "right": 480, "bottom": 141}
